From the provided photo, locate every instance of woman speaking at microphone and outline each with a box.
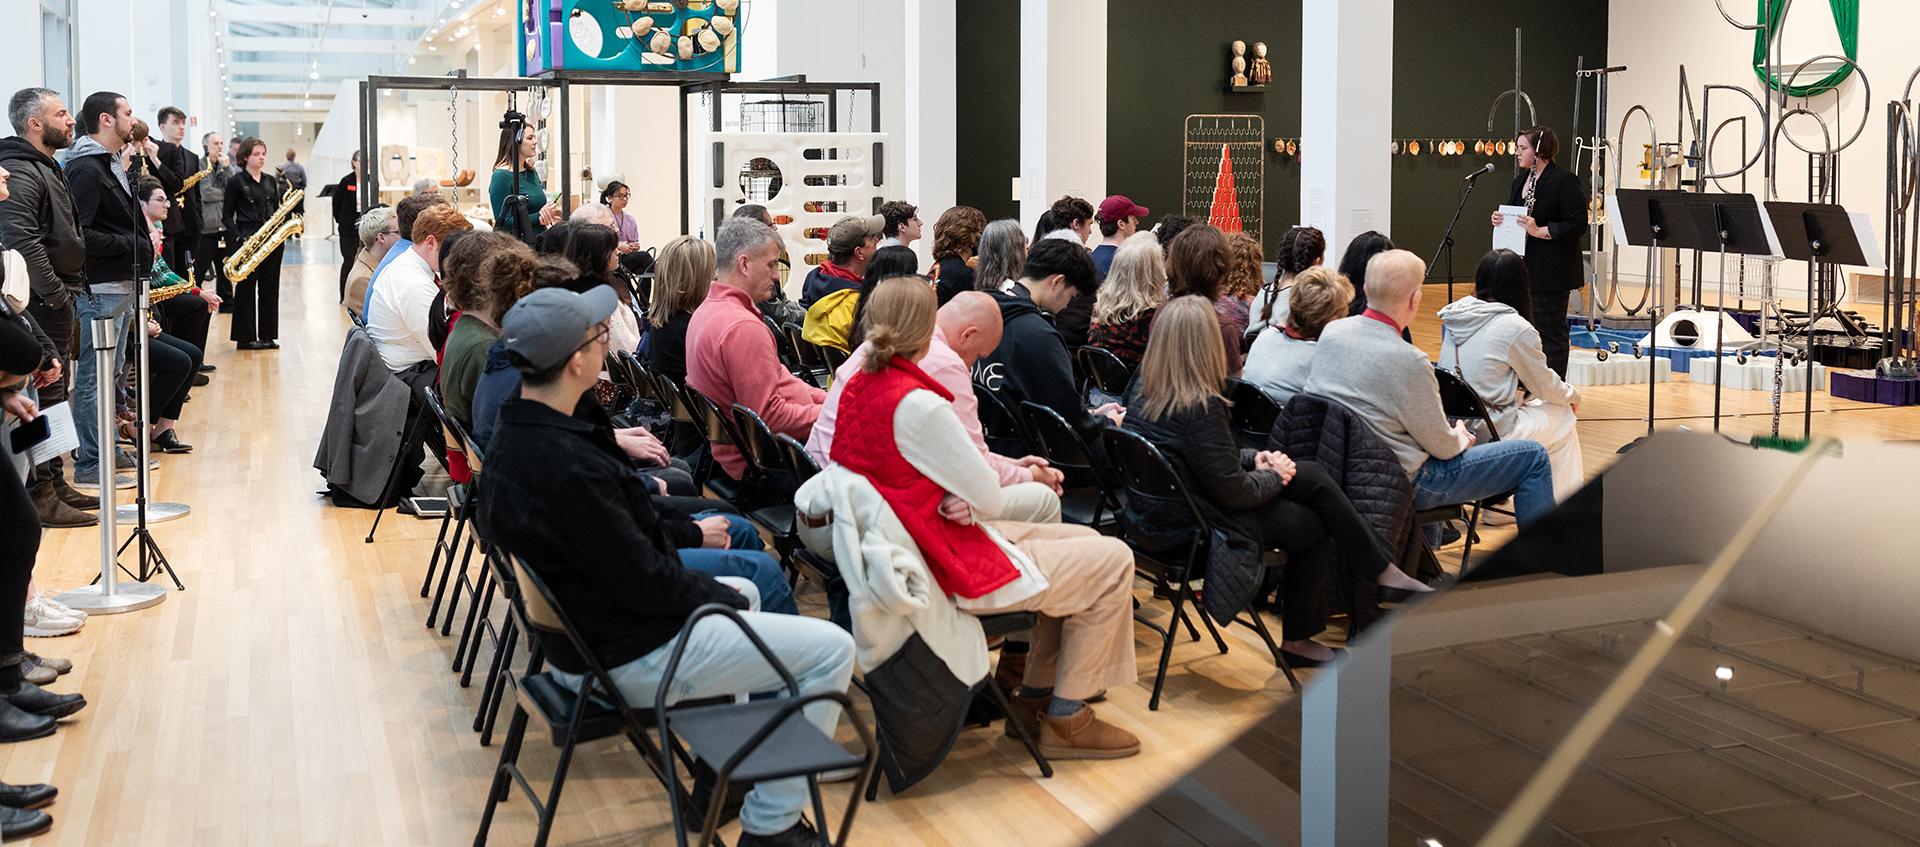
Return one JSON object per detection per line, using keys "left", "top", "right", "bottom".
{"left": 1489, "top": 126, "right": 1587, "bottom": 376}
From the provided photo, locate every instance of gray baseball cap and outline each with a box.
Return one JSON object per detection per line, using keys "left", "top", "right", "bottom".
{"left": 501, "top": 285, "right": 619, "bottom": 372}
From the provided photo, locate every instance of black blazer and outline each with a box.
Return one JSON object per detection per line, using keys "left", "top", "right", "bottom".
{"left": 1507, "top": 161, "right": 1588, "bottom": 292}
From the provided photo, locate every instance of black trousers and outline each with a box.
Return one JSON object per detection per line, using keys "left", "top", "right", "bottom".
{"left": 146, "top": 331, "right": 200, "bottom": 422}
{"left": 337, "top": 229, "right": 361, "bottom": 302}
{"left": 162, "top": 229, "right": 191, "bottom": 278}
{"left": 0, "top": 456, "right": 36, "bottom": 667}
{"left": 23, "top": 300, "right": 74, "bottom": 490}
{"left": 196, "top": 232, "right": 232, "bottom": 305}
{"left": 231, "top": 246, "right": 283, "bottom": 343}
{"left": 391, "top": 361, "right": 450, "bottom": 503}
{"left": 1532, "top": 288, "right": 1573, "bottom": 377}
{"left": 156, "top": 292, "right": 210, "bottom": 357}
{"left": 1250, "top": 461, "right": 1392, "bottom": 641}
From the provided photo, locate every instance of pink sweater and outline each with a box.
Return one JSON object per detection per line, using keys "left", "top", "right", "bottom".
{"left": 686, "top": 283, "right": 826, "bottom": 478}
{"left": 806, "top": 327, "right": 1031, "bottom": 488}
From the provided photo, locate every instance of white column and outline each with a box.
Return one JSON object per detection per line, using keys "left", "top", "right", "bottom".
{"left": 904, "top": 0, "right": 955, "bottom": 269}
{"left": 1300, "top": 633, "right": 1392, "bottom": 847}
{"left": 0, "top": 2, "right": 44, "bottom": 95}
{"left": 1300, "top": 0, "right": 1393, "bottom": 259}
{"left": 1020, "top": 0, "right": 1105, "bottom": 227}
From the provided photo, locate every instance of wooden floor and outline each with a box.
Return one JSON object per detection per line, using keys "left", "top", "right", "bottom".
{"left": 10, "top": 250, "right": 1919, "bottom": 846}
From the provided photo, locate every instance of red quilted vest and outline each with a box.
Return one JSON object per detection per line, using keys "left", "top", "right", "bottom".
{"left": 831, "top": 355, "right": 1019, "bottom": 599}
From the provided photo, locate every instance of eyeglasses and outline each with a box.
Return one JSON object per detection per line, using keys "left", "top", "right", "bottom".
{"left": 574, "top": 323, "right": 610, "bottom": 356}
{"left": 378, "top": 227, "right": 399, "bottom": 238}
{"left": 608, "top": 192, "right": 630, "bottom": 200}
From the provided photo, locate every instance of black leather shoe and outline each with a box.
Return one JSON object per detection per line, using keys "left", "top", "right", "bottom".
{"left": 235, "top": 341, "right": 262, "bottom": 350}
{"left": 198, "top": 364, "right": 216, "bottom": 372}
{"left": 151, "top": 430, "right": 193, "bottom": 454}
{"left": 1279, "top": 647, "right": 1347, "bottom": 669}
{"left": 0, "top": 805, "right": 50, "bottom": 839}
{"left": 736, "top": 818, "right": 818, "bottom": 847}
{"left": 1, "top": 681, "right": 84, "bottom": 719}
{"left": 260, "top": 340, "right": 280, "bottom": 350}
{"left": 0, "top": 782, "right": 56, "bottom": 810}
{"left": 191, "top": 373, "right": 210, "bottom": 387}
{"left": 0, "top": 701, "right": 54, "bottom": 743}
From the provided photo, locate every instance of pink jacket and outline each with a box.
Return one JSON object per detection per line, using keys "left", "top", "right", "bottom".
{"left": 806, "top": 327, "right": 1031, "bottom": 488}
{"left": 686, "top": 282, "right": 827, "bottom": 478}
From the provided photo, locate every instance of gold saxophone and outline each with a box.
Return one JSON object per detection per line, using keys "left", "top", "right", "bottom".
{"left": 223, "top": 187, "right": 304, "bottom": 282}
{"left": 174, "top": 159, "right": 213, "bottom": 197}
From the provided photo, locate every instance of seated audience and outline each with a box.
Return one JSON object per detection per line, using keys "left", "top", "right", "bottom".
{"left": 345, "top": 206, "right": 397, "bottom": 321}
{"left": 974, "top": 238, "right": 1119, "bottom": 439}
{"left": 1336, "top": 230, "right": 1395, "bottom": 317}
{"left": 799, "top": 215, "right": 880, "bottom": 309}
{"left": 731, "top": 205, "right": 807, "bottom": 328}
{"left": 362, "top": 193, "right": 451, "bottom": 318}
{"left": 1242, "top": 266, "right": 1351, "bottom": 408}
{"left": 839, "top": 245, "right": 920, "bottom": 351}
{"left": 1124, "top": 296, "right": 1430, "bottom": 665}
{"left": 876, "top": 200, "right": 921, "bottom": 250}
{"left": 645, "top": 235, "right": 715, "bottom": 386}
{"left": 1152, "top": 214, "right": 1198, "bottom": 253}
{"left": 688, "top": 219, "right": 827, "bottom": 480}
{"left": 1217, "top": 231, "right": 1264, "bottom": 344}
{"left": 1046, "top": 197, "right": 1100, "bottom": 349}
{"left": 1030, "top": 209, "right": 1058, "bottom": 244}
{"left": 930, "top": 206, "right": 984, "bottom": 306}
{"left": 971, "top": 219, "right": 1028, "bottom": 295}
{"left": 562, "top": 223, "right": 641, "bottom": 354}
{"left": 536, "top": 220, "right": 574, "bottom": 256}
{"left": 473, "top": 255, "right": 578, "bottom": 450}
{"left": 438, "top": 232, "right": 528, "bottom": 430}
{"left": 475, "top": 286, "right": 838, "bottom": 847}
{"left": 569, "top": 202, "right": 614, "bottom": 227}
{"left": 411, "top": 177, "right": 440, "bottom": 196}
{"left": 1437, "top": 250, "right": 1584, "bottom": 500}
{"left": 428, "top": 228, "right": 477, "bottom": 356}
{"left": 1043, "top": 196, "right": 1094, "bottom": 245}
{"left": 1303, "top": 250, "right": 1556, "bottom": 528}
{"left": 365, "top": 204, "right": 471, "bottom": 375}
{"left": 1247, "top": 225, "right": 1324, "bottom": 337}
{"left": 1165, "top": 224, "right": 1244, "bottom": 375}
{"left": 1088, "top": 233, "right": 1166, "bottom": 370}
{"left": 1091, "top": 195, "right": 1147, "bottom": 282}
{"left": 138, "top": 313, "right": 200, "bottom": 454}
{"left": 809, "top": 289, "right": 1065, "bottom": 520}
{"left": 831, "top": 278, "right": 1139, "bottom": 758}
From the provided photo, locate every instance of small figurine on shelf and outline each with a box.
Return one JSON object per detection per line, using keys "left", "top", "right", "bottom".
{"left": 1250, "top": 42, "right": 1272, "bottom": 86}
{"left": 1230, "top": 40, "right": 1249, "bottom": 87}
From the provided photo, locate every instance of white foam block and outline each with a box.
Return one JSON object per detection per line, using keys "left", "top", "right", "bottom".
{"left": 1566, "top": 348, "right": 1672, "bottom": 386}
{"left": 1687, "top": 355, "right": 1827, "bottom": 392}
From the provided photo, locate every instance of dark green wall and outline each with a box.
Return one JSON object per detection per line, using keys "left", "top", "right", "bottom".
{"left": 1106, "top": 0, "right": 1303, "bottom": 251}
{"left": 1392, "top": 0, "right": 1609, "bottom": 286}
{"left": 955, "top": 0, "right": 1022, "bottom": 223}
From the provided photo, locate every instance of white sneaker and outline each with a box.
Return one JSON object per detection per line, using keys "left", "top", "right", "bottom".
{"left": 35, "top": 591, "right": 85, "bottom": 622}
{"left": 24, "top": 597, "right": 83, "bottom": 637}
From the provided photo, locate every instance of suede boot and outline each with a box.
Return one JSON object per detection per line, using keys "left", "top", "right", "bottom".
{"left": 1038, "top": 705, "right": 1141, "bottom": 760}
{"left": 1004, "top": 693, "right": 1047, "bottom": 741}
{"left": 29, "top": 485, "right": 95, "bottom": 529}
{"left": 53, "top": 477, "right": 99, "bottom": 511}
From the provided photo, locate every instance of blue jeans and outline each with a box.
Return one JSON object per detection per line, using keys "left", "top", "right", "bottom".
{"left": 680, "top": 548, "right": 797, "bottom": 616}
{"left": 1412, "top": 440, "right": 1555, "bottom": 531}
{"left": 71, "top": 290, "right": 132, "bottom": 481}
{"left": 553, "top": 611, "right": 854, "bottom": 837}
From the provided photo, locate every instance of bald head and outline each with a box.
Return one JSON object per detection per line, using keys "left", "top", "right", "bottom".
{"left": 936, "top": 290, "right": 1005, "bottom": 365}
{"left": 1364, "top": 249, "right": 1426, "bottom": 325}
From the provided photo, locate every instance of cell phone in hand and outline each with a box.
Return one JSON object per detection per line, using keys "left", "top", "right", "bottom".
{"left": 9, "top": 415, "right": 49, "bottom": 453}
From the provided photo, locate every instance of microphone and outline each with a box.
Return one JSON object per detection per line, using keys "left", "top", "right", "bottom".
{"left": 1463, "top": 163, "right": 1495, "bottom": 183}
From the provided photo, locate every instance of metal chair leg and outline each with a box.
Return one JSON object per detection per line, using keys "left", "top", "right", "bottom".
{"left": 1190, "top": 587, "right": 1230, "bottom": 655}
{"left": 367, "top": 408, "right": 432, "bottom": 544}
{"left": 440, "top": 537, "right": 481, "bottom": 637}
{"left": 985, "top": 678, "right": 1052, "bottom": 777}
{"left": 454, "top": 563, "right": 495, "bottom": 675}
{"left": 421, "top": 501, "right": 457, "bottom": 598}
{"left": 426, "top": 516, "right": 470, "bottom": 629}
{"left": 1239, "top": 607, "right": 1299, "bottom": 691}
{"left": 1149, "top": 583, "right": 1189, "bottom": 711}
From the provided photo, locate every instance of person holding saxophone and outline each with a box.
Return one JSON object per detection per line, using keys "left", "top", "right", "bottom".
{"left": 223, "top": 136, "right": 292, "bottom": 350}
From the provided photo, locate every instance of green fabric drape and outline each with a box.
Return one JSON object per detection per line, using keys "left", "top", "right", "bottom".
{"left": 1752, "top": 0, "right": 1860, "bottom": 97}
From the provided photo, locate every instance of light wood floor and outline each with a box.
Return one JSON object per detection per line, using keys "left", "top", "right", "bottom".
{"left": 9, "top": 253, "right": 1919, "bottom": 846}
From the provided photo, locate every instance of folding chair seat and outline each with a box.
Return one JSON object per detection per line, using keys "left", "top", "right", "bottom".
{"left": 1016, "top": 400, "right": 1124, "bottom": 531}
{"left": 1225, "top": 377, "right": 1283, "bottom": 452}
{"left": 971, "top": 382, "right": 1033, "bottom": 457}
{"left": 1075, "top": 346, "right": 1133, "bottom": 400}
{"left": 731, "top": 404, "right": 803, "bottom": 569}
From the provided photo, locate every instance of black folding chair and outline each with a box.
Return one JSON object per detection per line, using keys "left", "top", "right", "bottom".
{"left": 476, "top": 554, "right": 740, "bottom": 847}
{"left": 679, "top": 383, "right": 756, "bottom": 506}
{"left": 971, "top": 382, "right": 1032, "bottom": 457}
{"left": 766, "top": 315, "right": 806, "bottom": 375}
{"left": 1225, "top": 377, "right": 1283, "bottom": 452}
{"left": 1418, "top": 367, "right": 1514, "bottom": 563}
{"left": 655, "top": 604, "right": 877, "bottom": 847}
{"left": 472, "top": 545, "right": 527, "bottom": 746}
{"left": 652, "top": 371, "right": 705, "bottom": 461}
{"left": 732, "top": 404, "right": 803, "bottom": 569}
{"left": 1016, "top": 400, "right": 1123, "bottom": 531}
{"left": 818, "top": 343, "right": 849, "bottom": 375}
{"left": 1098, "top": 428, "right": 1298, "bottom": 710}
{"left": 785, "top": 323, "right": 833, "bottom": 390}
{"left": 422, "top": 387, "right": 481, "bottom": 635}
{"left": 1075, "top": 346, "right": 1133, "bottom": 399}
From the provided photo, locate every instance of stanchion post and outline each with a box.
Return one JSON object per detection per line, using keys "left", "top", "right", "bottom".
{"left": 54, "top": 315, "right": 164, "bottom": 615}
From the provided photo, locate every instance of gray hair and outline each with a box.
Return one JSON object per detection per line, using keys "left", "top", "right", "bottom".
{"left": 716, "top": 218, "right": 780, "bottom": 274}
{"left": 973, "top": 219, "right": 1028, "bottom": 292}
{"left": 411, "top": 178, "right": 440, "bottom": 195}
{"left": 570, "top": 202, "right": 613, "bottom": 226}
{"left": 355, "top": 206, "right": 394, "bottom": 243}
{"left": 7, "top": 88, "right": 59, "bottom": 136}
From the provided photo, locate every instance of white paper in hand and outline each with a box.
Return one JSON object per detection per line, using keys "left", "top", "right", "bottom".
{"left": 28, "top": 402, "right": 78, "bottom": 467}
{"left": 1493, "top": 205, "right": 1529, "bottom": 255}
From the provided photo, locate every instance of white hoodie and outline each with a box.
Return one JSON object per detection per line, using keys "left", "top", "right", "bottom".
{"left": 1436, "top": 296, "right": 1579, "bottom": 438}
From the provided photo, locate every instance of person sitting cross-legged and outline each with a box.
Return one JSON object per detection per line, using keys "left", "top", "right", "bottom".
{"left": 476, "top": 285, "right": 845, "bottom": 846}
{"left": 1302, "top": 249, "right": 1556, "bottom": 537}
{"left": 830, "top": 278, "right": 1141, "bottom": 759}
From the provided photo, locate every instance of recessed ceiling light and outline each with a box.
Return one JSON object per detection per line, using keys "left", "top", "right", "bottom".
{"left": 428, "top": 45, "right": 436, "bottom": 51}
{"left": 310, "top": 71, "right": 319, "bottom": 79}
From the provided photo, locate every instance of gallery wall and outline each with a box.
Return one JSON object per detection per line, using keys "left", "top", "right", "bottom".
{"left": 955, "top": 0, "right": 1023, "bottom": 224}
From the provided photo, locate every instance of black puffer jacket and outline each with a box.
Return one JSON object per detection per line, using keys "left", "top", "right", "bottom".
{"left": 65, "top": 135, "right": 151, "bottom": 284}
{"left": 1121, "top": 392, "right": 1279, "bottom": 624}
{"left": 1270, "top": 393, "right": 1434, "bottom": 634}
{"left": 0, "top": 137, "right": 86, "bottom": 309}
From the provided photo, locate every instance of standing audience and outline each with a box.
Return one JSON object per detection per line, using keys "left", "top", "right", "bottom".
{"left": 65, "top": 91, "right": 146, "bottom": 489}
{"left": 332, "top": 151, "right": 363, "bottom": 300}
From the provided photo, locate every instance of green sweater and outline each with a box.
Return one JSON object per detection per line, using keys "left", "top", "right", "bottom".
{"left": 488, "top": 166, "right": 547, "bottom": 243}
{"left": 440, "top": 314, "right": 501, "bottom": 428}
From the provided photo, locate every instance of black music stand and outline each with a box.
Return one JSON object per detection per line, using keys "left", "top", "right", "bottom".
{"left": 1765, "top": 201, "right": 1879, "bottom": 438}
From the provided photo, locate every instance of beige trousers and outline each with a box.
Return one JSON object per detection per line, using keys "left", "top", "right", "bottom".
{"left": 972, "top": 521, "right": 1138, "bottom": 701}
{"left": 996, "top": 481, "right": 1063, "bottom": 524}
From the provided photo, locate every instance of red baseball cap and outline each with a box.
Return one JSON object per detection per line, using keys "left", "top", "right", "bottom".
{"left": 1097, "top": 195, "right": 1149, "bottom": 223}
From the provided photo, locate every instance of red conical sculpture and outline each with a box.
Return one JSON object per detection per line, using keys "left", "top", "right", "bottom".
{"left": 1207, "top": 144, "right": 1243, "bottom": 233}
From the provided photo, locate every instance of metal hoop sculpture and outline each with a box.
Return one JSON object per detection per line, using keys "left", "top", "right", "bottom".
{"left": 1485, "top": 90, "right": 1537, "bottom": 134}
{"left": 1711, "top": 0, "right": 1765, "bottom": 31}
{"left": 1699, "top": 84, "right": 1770, "bottom": 181}
{"left": 1705, "top": 118, "right": 1753, "bottom": 194}
{"left": 1610, "top": 105, "right": 1660, "bottom": 315}
{"left": 1770, "top": 109, "right": 1835, "bottom": 200}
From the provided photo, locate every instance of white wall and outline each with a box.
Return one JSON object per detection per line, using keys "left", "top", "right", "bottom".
{"left": 1605, "top": 0, "right": 1912, "bottom": 300}
{"left": 1300, "top": 0, "right": 1393, "bottom": 260}
{"left": 1020, "top": 0, "right": 1107, "bottom": 230}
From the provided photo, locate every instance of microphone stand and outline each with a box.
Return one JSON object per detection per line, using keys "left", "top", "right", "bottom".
{"left": 1428, "top": 173, "right": 1488, "bottom": 302}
